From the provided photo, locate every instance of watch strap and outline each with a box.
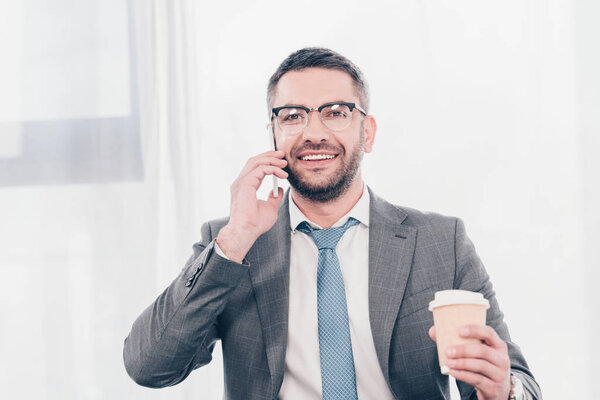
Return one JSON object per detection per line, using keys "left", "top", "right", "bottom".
{"left": 509, "top": 373, "right": 526, "bottom": 400}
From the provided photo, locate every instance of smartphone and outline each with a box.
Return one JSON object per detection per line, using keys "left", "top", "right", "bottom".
{"left": 268, "top": 124, "right": 278, "bottom": 198}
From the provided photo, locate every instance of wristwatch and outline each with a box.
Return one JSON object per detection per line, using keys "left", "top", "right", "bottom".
{"left": 509, "top": 373, "right": 526, "bottom": 400}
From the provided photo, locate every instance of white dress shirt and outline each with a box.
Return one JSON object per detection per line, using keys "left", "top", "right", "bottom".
{"left": 278, "top": 185, "right": 395, "bottom": 400}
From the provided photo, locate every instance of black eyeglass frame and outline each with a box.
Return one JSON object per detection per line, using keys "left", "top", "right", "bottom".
{"left": 271, "top": 101, "right": 367, "bottom": 127}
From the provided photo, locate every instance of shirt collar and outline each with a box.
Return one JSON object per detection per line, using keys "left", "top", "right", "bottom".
{"left": 288, "top": 183, "right": 370, "bottom": 231}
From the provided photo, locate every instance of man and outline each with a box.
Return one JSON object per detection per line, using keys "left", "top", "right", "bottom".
{"left": 124, "top": 48, "right": 542, "bottom": 399}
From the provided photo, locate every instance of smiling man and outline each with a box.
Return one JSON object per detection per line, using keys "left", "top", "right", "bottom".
{"left": 124, "top": 48, "right": 542, "bottom": 399}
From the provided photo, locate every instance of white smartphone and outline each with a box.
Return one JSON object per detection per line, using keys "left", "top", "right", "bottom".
{"left": 267, "top": 124, "right": 278, "bottom": 198}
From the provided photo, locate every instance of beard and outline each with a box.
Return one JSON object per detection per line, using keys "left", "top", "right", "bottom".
{"left": 284, "top": 131, "right": 365, "bottom": 203}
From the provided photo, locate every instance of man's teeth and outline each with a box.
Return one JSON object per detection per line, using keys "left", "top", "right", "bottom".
{"left": 299, "top": 154, "right": 337, "bottom": 161}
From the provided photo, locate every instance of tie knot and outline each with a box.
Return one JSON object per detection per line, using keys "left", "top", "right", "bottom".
{"left": 297, "top": 217, "right": 360, "bottom": 250}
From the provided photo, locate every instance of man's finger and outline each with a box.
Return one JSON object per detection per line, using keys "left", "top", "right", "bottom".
{"left": 459, "top": 325, "right": 507, "bottom": 351}
{"left": 251, "top": 164, "right": 288, "bottom": 178}
{"left": 239, "top": 165, "right": 289, "bottom": 190}
{"left": 267, "top": 187, "right": 285, "bottom": 207}
{"left": 447, "top": 343, "right": 510, "bottom": 370}
{"left": 428, "top": 326, "right": 436, "bottom": 342}
{"left": 446, "top": 357, "right": 505, "bottom": 382}
{"left": 240, "top": 154, "right": 287, "bottom": 178}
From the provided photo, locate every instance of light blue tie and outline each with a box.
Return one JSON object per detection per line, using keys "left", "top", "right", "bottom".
{"left": 297, "top": 217, "right": 360, "bottom": 400}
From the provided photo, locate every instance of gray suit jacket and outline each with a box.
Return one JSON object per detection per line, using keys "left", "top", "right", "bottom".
{"left": 123, "top": 187, "right": 542, "bottom": 399}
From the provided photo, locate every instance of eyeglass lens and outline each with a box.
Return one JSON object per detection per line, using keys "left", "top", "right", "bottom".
{"left": 276, "top": 104, "right": 353, "bottom": 134}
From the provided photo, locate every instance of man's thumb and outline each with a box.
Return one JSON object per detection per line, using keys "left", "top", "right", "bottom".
{"left": 267, "top": 187, "right": 284, "bottom": 208}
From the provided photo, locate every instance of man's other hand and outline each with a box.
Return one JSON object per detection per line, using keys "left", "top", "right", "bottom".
{"left": 428, "top": 325, "right": 511, "bottom": 400}
{"left": 216, "top": 150, "right": 288, "bottom": 263}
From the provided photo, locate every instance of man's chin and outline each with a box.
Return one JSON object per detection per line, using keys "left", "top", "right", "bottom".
{"left": 287, "top": 175, "right": 352, "bottom": 203}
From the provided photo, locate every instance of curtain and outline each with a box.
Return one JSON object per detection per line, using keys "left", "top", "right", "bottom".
{"left": 0, "top": 0, "right": 223, "bottom": 398}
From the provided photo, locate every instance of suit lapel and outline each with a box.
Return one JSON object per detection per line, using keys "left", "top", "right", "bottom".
{"left": 246, "top": 192, "right": 291, "bottom": 399}
{"left": 367, "top": 187, "right": 417, "bottom": 382}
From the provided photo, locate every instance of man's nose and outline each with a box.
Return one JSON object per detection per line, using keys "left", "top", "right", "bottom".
{"left": 301, "top": 110, "right": 331, "bottom": 142}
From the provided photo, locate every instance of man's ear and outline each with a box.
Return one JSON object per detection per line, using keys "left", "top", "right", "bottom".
{"left": 363, "top": 115, "right": 377, "bottom": 153}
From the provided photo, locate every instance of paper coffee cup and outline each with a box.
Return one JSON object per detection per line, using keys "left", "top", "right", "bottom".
{"left": 428, "top": 290, "right": 490, "bottom": 375}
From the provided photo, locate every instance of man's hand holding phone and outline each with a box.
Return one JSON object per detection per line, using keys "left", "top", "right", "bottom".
{"left": 216, "top": 150, "right": 288, "bottom": 263}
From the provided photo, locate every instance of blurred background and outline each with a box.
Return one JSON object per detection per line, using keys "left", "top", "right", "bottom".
{"left": 0, "top": 0, "right": 597, "bottom": 398}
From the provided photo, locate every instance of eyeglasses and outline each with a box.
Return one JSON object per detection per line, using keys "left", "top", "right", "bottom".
{"left": 271, "top": 102, "right": 367, "bottom": 135}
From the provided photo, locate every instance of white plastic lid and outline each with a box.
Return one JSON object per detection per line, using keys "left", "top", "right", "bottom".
{"left": 428, "top": 290, "right": 490, "bottom": 311}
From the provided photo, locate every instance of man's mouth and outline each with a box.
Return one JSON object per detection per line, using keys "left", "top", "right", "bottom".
{"left": 298, "top": 154, "right": 338, "bottom": 161}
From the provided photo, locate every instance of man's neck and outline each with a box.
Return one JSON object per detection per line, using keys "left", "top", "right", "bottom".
{"left": 290, "top": 176, "right": 365, "bottom": 229}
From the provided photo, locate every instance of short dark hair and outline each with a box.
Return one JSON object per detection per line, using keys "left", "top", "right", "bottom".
{"left": 267, "top": 47, "right": 370, "bottom": 113}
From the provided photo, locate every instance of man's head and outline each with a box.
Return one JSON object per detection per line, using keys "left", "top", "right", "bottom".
{"left": 267, "top": 48, "right": 377, "bottom": 203}
{"left": 267, "top": 47, "right": 370, "bottom": 113}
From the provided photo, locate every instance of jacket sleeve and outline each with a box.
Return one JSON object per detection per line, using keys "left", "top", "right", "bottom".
{"left": 452, "top": 218, "right": 543, "bottom": 400}
{"left": 123, "top": 221, "right": 249, "bottom": 388}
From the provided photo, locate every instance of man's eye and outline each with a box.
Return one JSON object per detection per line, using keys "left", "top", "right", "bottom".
{"left": 324, "top": 110, "right": 348, "bottom": 119}
{"left": 282, "top": 112, "right": 304, "bottom": 123}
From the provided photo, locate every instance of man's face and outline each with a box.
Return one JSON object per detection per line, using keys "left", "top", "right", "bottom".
{"left": 271, "top": 68, "right": 376, "bottom": 203}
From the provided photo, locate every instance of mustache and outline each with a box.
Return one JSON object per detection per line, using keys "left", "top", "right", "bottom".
{"left": 290, "top": 143, "right": 344, "bottom": 158}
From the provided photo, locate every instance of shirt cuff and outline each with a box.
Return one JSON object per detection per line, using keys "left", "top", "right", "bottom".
{"left": 214, "top": 241, "right": 230, "bottom": 260}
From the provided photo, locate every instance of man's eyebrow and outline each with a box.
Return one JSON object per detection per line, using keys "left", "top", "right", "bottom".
{"left": 276, "top": 100, "right": 351, "bottom": 108}
{"left": 277, "top": 104, "right": 305, "bottom": 108}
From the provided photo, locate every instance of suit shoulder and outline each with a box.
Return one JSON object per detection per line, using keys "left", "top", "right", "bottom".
{"left": 374, "top": 195, "right": 457, "bottom": 235}
{"left": 369, "top": 187, "right": 457, "bottom": 230}
{"left": 390, "top": 204, "right": 459, "bottom": 245}
{"left": 399, "top": 205, "right": 457, "bottom": 229}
